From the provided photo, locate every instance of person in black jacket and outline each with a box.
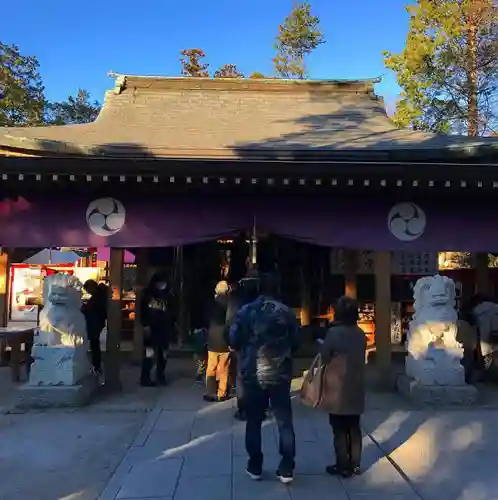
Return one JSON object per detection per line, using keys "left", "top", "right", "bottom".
{"left": 140, "top": 272, "right": 176, "bottom": 387}
{"left": 82, "top": 279, "right": 107, "bottom": 375}
{"left": 204, "top": 281, "right": 231, "bottom": 402}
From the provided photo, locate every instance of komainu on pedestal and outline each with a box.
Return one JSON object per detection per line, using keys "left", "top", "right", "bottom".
{"left": 17, "top": 274, "right": 97, "bottom": 408}
{"left": 397, "top": 274, "right": 477, "bottom": 405}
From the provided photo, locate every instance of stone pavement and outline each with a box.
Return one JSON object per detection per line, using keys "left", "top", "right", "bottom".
{"left": 4, "top": 368, "right": 498, "bottom": 500}
{"left": 0, "top": 407, "right": 146, "bottom": 500}
{"left": 98, "top": 380, "right": 421, "bottom": 500}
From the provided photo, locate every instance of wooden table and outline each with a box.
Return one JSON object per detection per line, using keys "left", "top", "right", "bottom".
{"left": 0, "top": 327, "right": 35, "bottom": 382}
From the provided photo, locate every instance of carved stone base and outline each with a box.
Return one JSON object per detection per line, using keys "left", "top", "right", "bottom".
{"left": 15, "top": 374, "right": 98, "bottom": 409}
{"left": 397, "top": 374, "right": 478, "bottom": 406}
{"left": 28, "top": 345, "right": 90, "bottom": 386}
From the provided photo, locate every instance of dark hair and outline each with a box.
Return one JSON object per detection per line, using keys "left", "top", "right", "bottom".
{"left": 148, "top": 271, "right": 168, "bottom": 286}
{"left": 84, "top": 279, "right": 98, "bottom": 292}
{"left": 238, "top": 277, "right": 260, "bottom": 303}
{"left": 258, "top": 272, "right": 279, "bottom": 298}
{"left": 334, "top": 296, "right": 359, "bottom": 325}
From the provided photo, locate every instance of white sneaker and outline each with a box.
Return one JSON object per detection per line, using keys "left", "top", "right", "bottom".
{"left": 246, "top": 468, "right": 262, "bottom": 481}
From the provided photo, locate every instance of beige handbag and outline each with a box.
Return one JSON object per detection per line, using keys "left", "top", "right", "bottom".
{"left": 300, "top": 352, "right": 348, "bottom": 413}
{"left": 300, "top": 353, "right": 326, "bottom": 408}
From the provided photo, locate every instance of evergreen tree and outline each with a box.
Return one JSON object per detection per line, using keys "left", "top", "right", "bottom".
{"left": 46, "top": 89, "right": 101, "bottom": 125}
{"left": 384, "top": 0, "right": 498, "bottom": 135}
{"left": 0, "top": 42, "right": 45, "bottom": 126}
{"left": 273, "top": 1, "right": 325, "bottom": 79}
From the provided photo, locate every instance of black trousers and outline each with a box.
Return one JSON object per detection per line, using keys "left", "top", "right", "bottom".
{"left": 87, "top": 327, "right": 103, "bottom": 373}
{"left": 329, "top": 414, "right": 362, "bottom": 471}
{"left": 141, "top": 337, "right": 169, "bottom": 383}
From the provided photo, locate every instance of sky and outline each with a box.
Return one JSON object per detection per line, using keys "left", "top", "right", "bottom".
{"left": 3, "top": 0, "right": 410, "bottom": 112}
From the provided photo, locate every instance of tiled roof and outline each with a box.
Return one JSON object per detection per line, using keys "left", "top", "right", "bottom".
{"left": 1, "top": 74, "right": 497, "bottom": 161}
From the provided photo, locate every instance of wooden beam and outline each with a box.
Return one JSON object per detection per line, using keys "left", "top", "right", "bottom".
{"left": 105, "top": 248, "right": 124, "bottom": 390}
{"left": 132, "top": 249, "right": 148, "bottom": 363}
{"left": 343, "top": 249, "right": 358, "bottom": 299}
{"left": 374, "top": 251, "right": 392, "bottom": 389}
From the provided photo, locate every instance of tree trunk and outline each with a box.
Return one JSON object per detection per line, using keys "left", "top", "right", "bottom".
{"left": 467, "top": 20, "right": 479, "bottom": 136}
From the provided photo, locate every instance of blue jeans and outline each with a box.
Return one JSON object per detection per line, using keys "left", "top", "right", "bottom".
{"left": 244, "top": 380, "right": 295, "bottom": 472}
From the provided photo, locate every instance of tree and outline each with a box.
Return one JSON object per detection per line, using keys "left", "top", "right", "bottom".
{"left": 273, "top": 1, "right": 325, "bottom": 79}
{"left": 180, "top": 49, "right": 209, "bottom": 77}
{"left": 249, "top": 72, "right": 266, "bottom": 79}
{"left": 46, "top": 89, "right": 101, "bottom": 125}
{"left": 214, "top": 64, "right": 244, "bottom": 78}
{"left": 0, "top": 42, "right": 45, "bottom": 126}
{"left": 384, "top": 0, "right": 498, "bottom": 136}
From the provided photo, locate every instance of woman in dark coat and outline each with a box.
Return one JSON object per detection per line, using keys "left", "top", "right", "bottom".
{"left": 319, "top": 296, "right": 366, "bottom": 478}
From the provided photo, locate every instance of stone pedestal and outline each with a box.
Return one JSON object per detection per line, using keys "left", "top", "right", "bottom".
{"left": 15, "top": 375, "right": 98, "bottom": 409}
{"left": 28, "top": 345, "right": 89, "bottom": 386}
{"left": 397, "top": 373, "right": 478, "bottom": 406}
{"left": 15, "top": 344, "right": 97, "bottom": 409}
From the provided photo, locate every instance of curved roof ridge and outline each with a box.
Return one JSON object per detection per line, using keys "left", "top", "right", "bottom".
{"left": 107, "top": 72, "right": 382, "bottom": 95}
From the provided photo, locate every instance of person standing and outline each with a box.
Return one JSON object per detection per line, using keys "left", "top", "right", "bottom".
{"left": 456, "top": 308, "right": 479, "bottom": 383}
{"left": 226, "top": 276, "right": 260, "bottom": 420}
{"left": 229, "top": 273, "right": 299, "bottom": 484}
{"left": 139, "top": 272, "right": 176, "bottom": 387}
{"left": 204, "top": 281, "right": 231, "bottom": 402}
{"left": 82, "top": 279, "right": 107, "bottom": 376}
{"left": 320, "top": 296, "right": 366, "bottom": 478}
{"left": 467, "top": 294, "right": 498, "bottom": 376}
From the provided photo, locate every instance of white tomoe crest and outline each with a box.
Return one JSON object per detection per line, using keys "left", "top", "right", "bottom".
{"left": 86, "top": 197, "right": 126, "bottom": 236}
{"left": 387, "top": 202, "right": 426, "bottom": 242}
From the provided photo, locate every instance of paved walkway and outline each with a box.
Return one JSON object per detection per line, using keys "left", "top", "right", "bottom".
{"left": 4, "top": 369, "right": 498, "bottom": 500}
{"left": 98, "top": 380, "right": 421, "bottom": 500}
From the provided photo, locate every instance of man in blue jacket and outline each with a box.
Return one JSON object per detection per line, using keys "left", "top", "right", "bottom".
{"left": 229, "top": 272, "right": 299, "bottom": 484}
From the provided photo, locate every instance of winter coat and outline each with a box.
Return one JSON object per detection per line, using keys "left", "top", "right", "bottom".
{"left": 140, "top": 286, "right": 176, "bottom": 344}
{"left": 319, "top": 322, "right": 366, "bottom": 415}
{"left": 473, "top": 301, "right": 498, "bottom": 356}
{"left": 81, "top": 287, "right": 107, "bottom": 337}
{"left": 456, "top": 319, "right": 478, "bottom": 351}
{"left": 207, "top": 294, "right": 230, "bottom": 352}
{"left": 229, "top": 295, "right": 300, "bottom": 386}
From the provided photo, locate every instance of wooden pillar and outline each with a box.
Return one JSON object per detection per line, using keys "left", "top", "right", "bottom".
{"left": 105, "top": 248, "right": 124, "bottom": 390}
{"left": 0, "top": 250, "right": 11, "bottom": 327}
{"left": 176, "top": 246, "right": 188, "bottom": 345}
{"left": 0, "top": 250, "right": 10, "bottom": 365}
{"left": 475, "top": 252, "right": 490, "bottom": 295}
{"left": 132, "top": 249, "right": 148, "bottom": 363}
{"left": 300, "top": 244, "right": 311, "bottom": 326}
{"left": 374, "top": 251, "right": 392, "bottom": 389}
{"left": 344, "top": 249, "right": 358, "bottom": 298}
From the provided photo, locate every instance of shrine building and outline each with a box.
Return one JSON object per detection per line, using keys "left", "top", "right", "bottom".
{"left": 1, "top": 74, "right": 498, "bottom": 389}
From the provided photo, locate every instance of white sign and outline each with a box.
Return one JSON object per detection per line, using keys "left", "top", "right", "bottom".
{"left": 86, "top": 198, "right": 126, "bottom": 237}
{"left": 11, "top": 267, "right": 42, "bottom": 321}
{"left": 387, "top": 202, "right": 426, "bottom": 242}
